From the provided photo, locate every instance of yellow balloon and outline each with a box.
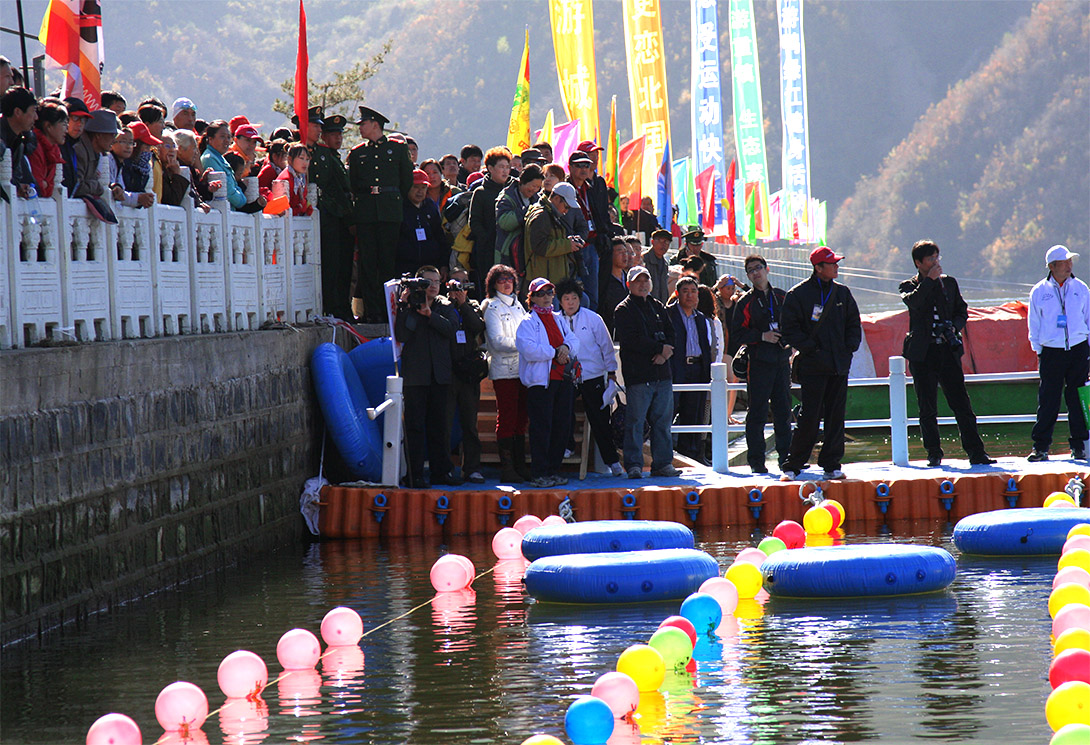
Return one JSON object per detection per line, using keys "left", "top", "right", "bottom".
{"left": 617, "top": 644, "right": 665, "bottom": 693}
{"left": 1059, "top": 548, "right": 1090, "bottom": 574}
{"left": 725, "top": 561, "right": 763, "bottom": 599}
{"left": 1046, "top": 681, "right": 1090, "bottom": 731}
{"left": 1051, "top": 583, "right": 1090, "bottom": 618}
{"left": 1069, "top": 524, "right": 1090, "bottom": 540}
{"left": 803, "top": 505, "right": 833, "bottom": 534}
{"left": 521, "top": 737, "right": 565, "bottom": 745}
{"left": 1045, "top": 492, "right": 1078, "bottom": 508}
{"left": 1055, "top": 627, "right": 1090, "bottom": 656}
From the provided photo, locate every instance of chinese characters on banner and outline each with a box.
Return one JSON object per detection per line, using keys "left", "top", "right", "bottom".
{"left": 622, "top": 0, "right": 672, "bottom": 201}
{"left": 691, "top": 0, "right": 727, "bottom": 231}
{"left": 728, "top": 0, "right": 769, "bottom": 193}
{"left": 549, "top": 0, "right": 601, "bottom": 143}
{"left": 778, "top": 0, "right": 811, "bottom": 202}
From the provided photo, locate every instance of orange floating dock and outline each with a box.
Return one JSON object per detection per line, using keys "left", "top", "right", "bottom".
{"left": 318, "top": 459, "right": 1090, "bottom": 539}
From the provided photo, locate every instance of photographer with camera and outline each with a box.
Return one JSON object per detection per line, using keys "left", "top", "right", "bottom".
{"left": 445, "top": 272, "right": 487, "bottom": 484}
{"left": 900, "top": 240, "right": 995, "bottom": 467}
{"left": 394, "top": 266, "right": 464, "bottom": 488}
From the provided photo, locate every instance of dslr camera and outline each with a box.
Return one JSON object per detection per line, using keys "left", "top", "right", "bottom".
{"left": 934, "top": 319, "right": 963, "bottom": 350}
{"left": 399, "top": 275, "right": 432, "bottom": 310}
{"left": 446, "top": 279, "right": 468, "bottom": 293}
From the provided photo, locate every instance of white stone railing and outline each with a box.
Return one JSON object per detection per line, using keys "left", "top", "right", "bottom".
{"left": 1, "top": 159, "right": 321, "bottom": 348}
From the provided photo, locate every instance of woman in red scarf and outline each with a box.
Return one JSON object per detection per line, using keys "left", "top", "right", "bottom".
{"left": 515, "top": 278, "right": 581, "bottom": 487}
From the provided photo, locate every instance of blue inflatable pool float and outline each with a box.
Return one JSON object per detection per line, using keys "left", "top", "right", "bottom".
{"left": 311, "top": 342, "right": 384, "bottom": 481}
{"left": 761, "top": 544, "right": 956, "bottom": 598}
{"left": 521, "top": 520, "right": 695, "bottom": 561}
{"left": 953, "top": 507, "right": 1090, "bottom": 556}
{"left": 524, "top": 548, "right": 719, "bottom": 604}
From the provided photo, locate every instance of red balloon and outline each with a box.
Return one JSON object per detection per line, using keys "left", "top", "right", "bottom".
{"left": 658, "top": 615, "right": 698, "bottom": 648}
{"left": 772, "top": 520, "right": 806, "bottom": 549}
{"left": 1050, "top": 648, "right": 1090, "bottom": 688}
{"left": 822, "top": 502, "right": 844, "bottom": 530}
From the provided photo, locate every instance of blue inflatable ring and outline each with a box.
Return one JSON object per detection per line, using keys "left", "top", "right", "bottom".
{"left": 524, "top": 548, "right": 719, "bottom": 604}
{"left": 310, "top": 342, "right": 383, "bottom": 482}
{"left": 953, "top": 507, "right": 1090, "bottom": 555}
{"left": 520, "top": 520, "right": 694, "bottom": 561}
{"left": 761, "top": 544, "right": 956, "bottom": 598}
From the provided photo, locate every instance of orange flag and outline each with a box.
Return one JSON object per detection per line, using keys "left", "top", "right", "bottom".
{"left": 618, "top": 135, "right": 646, "bottom": 204}
{"left": 39, "top": 0, "right": 102, "bottom": 109}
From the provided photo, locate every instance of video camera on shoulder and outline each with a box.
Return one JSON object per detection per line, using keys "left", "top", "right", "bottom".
{"left": 399, "top": 274, "right": 432, "bottom": 310}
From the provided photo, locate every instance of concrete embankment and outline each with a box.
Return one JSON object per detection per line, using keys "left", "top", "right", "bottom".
{"left": 1, "top": 327, "right": 327, "bottom": 645}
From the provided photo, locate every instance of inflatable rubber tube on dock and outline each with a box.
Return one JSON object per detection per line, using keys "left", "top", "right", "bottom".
{"left": 520, "top": 520, "right": 695, "bottom": 561}
{"left": 761, "top": 544, "right": 956, "bottom": 598}
{"left": 310, "top": 343, "right": 383, "bottom": 482}
{"left": 524, "top": 548, "right": 719, "bottom": 604}
{"left": 348, "top": 337, "right": 397, "bottom": 418}
{"left": 953, "top": 507, "right": 1090, "bottom": 556}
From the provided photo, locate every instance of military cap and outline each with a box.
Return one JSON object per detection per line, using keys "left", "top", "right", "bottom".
{"left": 683, "top": 229, "right": 706, "bottom": 243}
{"left": 354, "top": 106, "right": 389, "bottom": 126}
{"left": 322, "top": 114, "right": 347, "bottom": 133}
{"left": 291, "top": 105, "right": 325, "bottom": 127}
{"left": 520, "top": 148, "right": 544, "bottom": 165}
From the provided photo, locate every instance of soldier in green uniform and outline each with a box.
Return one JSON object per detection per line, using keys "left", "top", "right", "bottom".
{"left": 308, "top": 113, "right": 356, "bottom": 321}
{"left": 291, "top": 105, "right": 324, "bottom": 149}
{"left": 348, "top": 105, "right": 413, "bottom": 323}
{"left": 672, "top": 228, "right": 721, "bottom": 288}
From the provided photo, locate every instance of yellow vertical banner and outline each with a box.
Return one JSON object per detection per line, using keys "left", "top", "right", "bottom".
{"left": 506, "top": 30, "right": 531, "bottom": 155}
{"left": 622, "top": 0, "right": 671, "bottom": 199}
{"left": 549, "top": 0, "right": 601, "bottom": 143}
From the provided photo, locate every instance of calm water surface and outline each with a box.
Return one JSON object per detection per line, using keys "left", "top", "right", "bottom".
{"left": 1, "top": 521, "right": 1056, "bottom": 744}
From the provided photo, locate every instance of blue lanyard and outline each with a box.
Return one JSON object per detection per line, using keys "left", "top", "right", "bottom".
{"left": 818, "top": 281, "right": 833, "bottom": 307}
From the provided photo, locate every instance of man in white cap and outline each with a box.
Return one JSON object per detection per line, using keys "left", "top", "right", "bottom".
{"left": 171, "top": 98, "right": 197, "bottom": 131}
{"left": 1027, "top": 244, "right": 1090, "bottom": 461}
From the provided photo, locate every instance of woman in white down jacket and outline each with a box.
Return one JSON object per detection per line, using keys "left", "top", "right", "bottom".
{"left": 483, "top": 264, "right": 530, "bottom": 482}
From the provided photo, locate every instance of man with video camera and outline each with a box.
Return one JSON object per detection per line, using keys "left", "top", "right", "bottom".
{"left": 900, "top": 239, "right": 995, "bottom": 467}
{"left": 445, "top": 271, "right": 487, "bottom": 484}
{"left": 394, "top": 265, "right": 464, "bottom": 487}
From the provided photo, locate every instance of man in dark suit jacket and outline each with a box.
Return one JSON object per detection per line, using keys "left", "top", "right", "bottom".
{"left": 393, "top": 265, "right": 463, "bottom": 487}
{"left": 667, "top": 276, "right": 713, "bottom": 464}
{"left": 899, "top": 240, "right": 995, "bottom": 467}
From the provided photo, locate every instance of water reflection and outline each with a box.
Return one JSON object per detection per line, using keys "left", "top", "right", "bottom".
{"left": 218, "top": 697, "right": 269, "bottom": 744}
{"left": 431, "top": 587, "right": 477, "bottom": 656}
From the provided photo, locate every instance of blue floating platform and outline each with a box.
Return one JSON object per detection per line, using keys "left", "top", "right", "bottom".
{"left": 952, "top": 507, "right": 1090, "bottom": 556}
{"left": 523, "top": 548, "right": 719, "bottom": 604}
{"left": 761, "top": 544, "right": 956, "bottom": 598}
{"left": 520, "top": 520, "right": 694, "bottom": 561}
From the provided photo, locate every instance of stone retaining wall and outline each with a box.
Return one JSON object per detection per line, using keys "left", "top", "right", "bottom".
{"left": 1, "top": 327, "right": 327, "bottom": 644}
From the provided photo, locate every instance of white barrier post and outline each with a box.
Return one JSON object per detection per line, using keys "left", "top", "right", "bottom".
{"left": 889, "top": 355, "right": 909, "bottom": 466}
{"left": 710, "top": 362, "right": 729, "bottom": 473}
{"left": 368, "top": 375, "right": 404, "bottom": 486}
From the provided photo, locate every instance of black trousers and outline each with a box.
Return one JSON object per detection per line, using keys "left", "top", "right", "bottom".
{"left": 526, "top": 379, "right": 575, "bottom": 478}
{"left": 673, "top": 362, "right": 709, "bottom": 457}
{"left": 745, "top": 357, "right": 793, "bottom": 469}
{"left": 909, "top": 344, "right": 986, "bottom": 459}
{"left": 404, "top": 383, "right": 452, "bottom": 485}
{"left": 320, "top": 213, "right": 355, "bottom": 321}
{"left": 782, "top": 373, "right": 848, "bottom": 472}
{"left": 577, "top": 375, "right": 620, "bottom": 466}
{"left": 355, "top": 221, "right": 400, "bottom": 320}
{"left": 446, "top": 377, "right": 482, "bottom": 474}
{"left": 1032, "top": 341, "right": 1090, "bottom": 452}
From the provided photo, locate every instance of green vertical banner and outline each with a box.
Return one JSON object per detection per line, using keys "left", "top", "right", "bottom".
{"left": 729, "top": 0, "right": 770, "bottom": 192}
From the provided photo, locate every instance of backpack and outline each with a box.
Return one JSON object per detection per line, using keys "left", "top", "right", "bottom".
{"left": 443, "top": 189, "right": 473, "bottom": 236}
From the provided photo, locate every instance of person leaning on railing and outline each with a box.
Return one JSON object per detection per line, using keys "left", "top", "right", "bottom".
{"left": 0, "top": 85, "right": 37, "bottom": 198}
{"left": 71, "top": 109, "right": 119, "bottom": 200}
{"left": 172, "top": 128, "right": 214, "bottom": 212}
{"left": 28, "top": 97, "right": 67, "bottom": 198}
{"left": 199, "top": 119, "right": 249, "bottom": 210}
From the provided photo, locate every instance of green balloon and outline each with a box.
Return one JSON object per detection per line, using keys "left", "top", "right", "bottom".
{"left": 1051, "top": 723, "right": 1090, "bottom": 745}
{"left": 758, "top": 536, "right": 787, "bottom": 555}
{"left": 648, "top": 626, "right": 693, "bottom": 674}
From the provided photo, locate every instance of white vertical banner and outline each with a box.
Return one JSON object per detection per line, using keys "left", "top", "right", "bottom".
{"left": 778, "top": 0, "right": 812, "bottom": 202}
{"left": 691, "top": 0, "right": 727, "bottom": 231}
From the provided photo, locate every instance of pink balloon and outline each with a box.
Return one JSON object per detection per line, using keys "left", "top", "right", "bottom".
{"left": 734, "top": 547, "right": 768, "bottom": 568}
{"left": 430, "top": 554, "right": 472, "bottom": 592}
{"left": 658, "top": 615, "right": 698, "bottom": 648}
{"left": 1064, "top": 535, "right": 1090, "bottom": 555}
{"left": 513, "top": 515, "right": 543, "bottom": 535}
{"left": 542, "top": 515, "right": 567, "bottom": 526}
{"left": 698, "top": 577, "right": 740, "bottom": 616}
{"left": 217, "top": 650, "right": 268, "bottom": 699}
{"left": 218, "top": 697, "right": 268, "bottom": 740}
{"left": 1054, "top": 566, "right": 1090, "bottom": 590}
{"left": 154, "top": 681, "right": 209, "bottom": 733}
{"left": 87, "top": 713, "right": 142, "bottom": 745}
{"left": 276, "top": 628, "right": 321, "bottom": 670}
{"left": 591, "top": 671, "right": 640, "bottom": 719}
{"left": 1053, "top": 602, "right": 1090, "bottom": 638}
{"left": 320, "top": 606, "right": 364, "bottom": 646}
{"left": 772, "top": 520, "right": 806, "bottom": 549}
{"left": 492, "top": 527, "right": 524, "bottom": 559}
{"left": 452, "top": 554, "right": 477, "bottom": 584}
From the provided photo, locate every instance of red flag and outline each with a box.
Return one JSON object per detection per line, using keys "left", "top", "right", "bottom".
{"left": 39, "top": 0, "right": 103, "bottom": 110}
{"left": 294, "top": 0, "right": 309, "bottom": 144}
{"left": 618, "top": 135, "right": 646, "bottom": 204}
{"left": 725, "top": 159, "right": 738, "bottom": 245}
{"left": 695, "top": 165, "right": 716, "bottom": 234}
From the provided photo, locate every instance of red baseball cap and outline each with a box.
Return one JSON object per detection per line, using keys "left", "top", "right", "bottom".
{"left": 809, "top": 246, "right": 844, "bottom": 265}
{"left": 234, "top": 124, "right": 264, "bottom": 142}
{"left": 576, "top": 140, "right": 603, "bottom": 152}
{"left": 412, "top": 168, "right": 430, "bottom": 187}
{"left": 129, "top": 121, "right": 162, "bottom": 146}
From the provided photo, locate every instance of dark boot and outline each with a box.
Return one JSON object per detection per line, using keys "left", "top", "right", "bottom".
{"left": 511, "top": 436, "right": 532, "bottom": 481}
{"left": 497, "top": 437, "right": 521, "bottom": 483}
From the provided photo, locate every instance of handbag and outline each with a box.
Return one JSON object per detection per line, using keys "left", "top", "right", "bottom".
{"left": 732, "top": 345, "right": 750, "bottom": 382}
{"left": 452, "top": 350, "right": 489, "bottom": 383}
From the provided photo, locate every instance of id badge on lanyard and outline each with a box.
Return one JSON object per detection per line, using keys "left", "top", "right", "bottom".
{"left": 811, "top": 305, "right": 823, "bottom": 322}
{"left": 1057, "top": 314, "right": 1068, "bottom": 329}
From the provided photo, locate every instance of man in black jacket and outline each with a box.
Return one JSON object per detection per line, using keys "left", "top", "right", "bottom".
{"left": 779, "top": 246, "right": 862, "bottom": 481}
{"left": 731, "top": 254, "right": 793, "bottom": 474}
{"left": 667, "top": 277, "right": 713, "bottom": 464}
{"left": 900, "top": 240, "right": 995, "bottom": 467}
{"left": 445, "top": 271, "right": 487, "bottom": 483}
{"left": 614, "top": 266, "right": 680, "bottom": 479}
{"left": 394, "top": 265, "right": 463, "bottom": 487}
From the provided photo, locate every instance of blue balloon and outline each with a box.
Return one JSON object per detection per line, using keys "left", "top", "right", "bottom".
{"left": 564, "top": 695, "right": 615, "bottom": 745}
{"left": 680, "top": 592, "right": 723, "bottom": 637}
